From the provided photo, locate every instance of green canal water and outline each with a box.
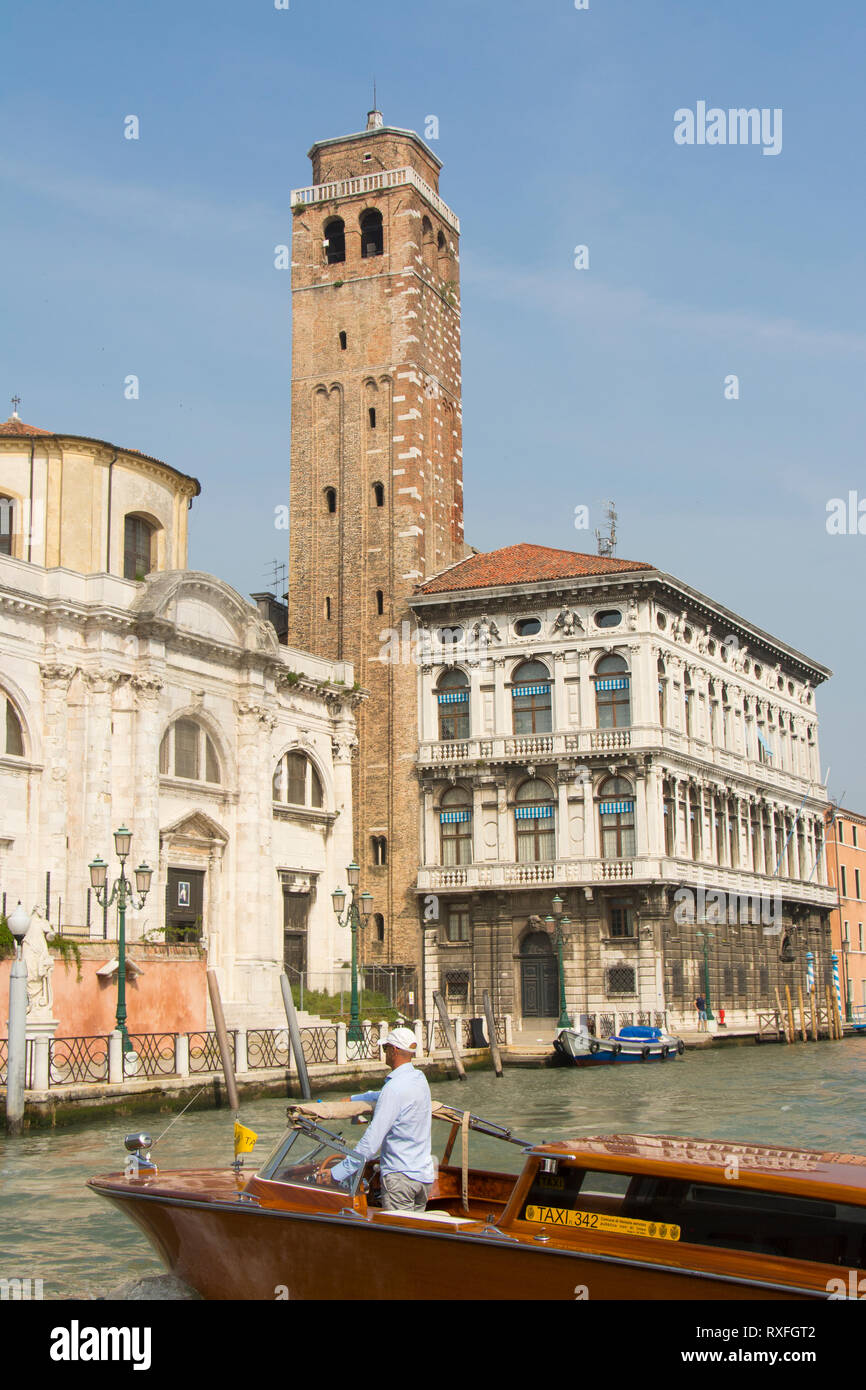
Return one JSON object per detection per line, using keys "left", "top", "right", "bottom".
{"left": 2, "top": 1041, "right": 865, "bottom": 1299}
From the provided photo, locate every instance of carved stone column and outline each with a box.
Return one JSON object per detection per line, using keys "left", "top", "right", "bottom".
{"left": 132, "top": 674, "right": 164, "bottom": 930}
{"left": 39, "top": 664, "right": 76, "bottom": 921}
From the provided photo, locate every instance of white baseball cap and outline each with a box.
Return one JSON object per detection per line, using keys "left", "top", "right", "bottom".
{"left": 382, "top": 1027, "right": 417, "bottom": 1052}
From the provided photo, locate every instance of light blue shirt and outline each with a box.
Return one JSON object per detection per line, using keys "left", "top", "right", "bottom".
{"left": 331, "top": 1063, "right": 435, "bottom": 1184}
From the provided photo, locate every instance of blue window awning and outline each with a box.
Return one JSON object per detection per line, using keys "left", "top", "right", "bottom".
{"left": 440, "top": 810, "right": 471, "bottom": 823}
{"left": 438, "top": 690, "right": 469, "bottom": 704}
{"left": 757, "top": 731, "right": 774, "bottom": 757}
{"left": 515, "top": 804, "right": 554, "bottom": 819}
{"left": 599, "top": 800, "right": 635, "bottom": 816}
{"left": 595, "top": 678, "right": 630, "bottom": 691}
{"left": 511, "top": 684, "right": 550, "bottom": 698}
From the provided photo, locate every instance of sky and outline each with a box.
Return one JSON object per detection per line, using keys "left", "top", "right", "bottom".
{"left": 2, "top": 0, "right": 864, "bottom": 805}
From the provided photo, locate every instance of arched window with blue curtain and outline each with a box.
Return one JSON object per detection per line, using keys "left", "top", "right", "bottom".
{"left": 598, "top": 777, "right": 636, "bottom": 859}
{"left": 511, "top": 661, "right": 552, "bottom": 734}
{"left": 515, "top": 778, "right": 556, "bottom": 862}
{"left": 440, "top": 786, "right": 473, "bottom": 865}
{"left": 437, "top": 669, "right": 470, "bottom": 741}
{"left": 594, "top": 654, "right": 631, "bottom": 729}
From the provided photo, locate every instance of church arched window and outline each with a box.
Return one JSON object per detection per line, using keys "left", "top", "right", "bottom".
{"left": 123, "top": 514, "right": 157, "bottom": 581}
{"left": 360, "top": 209, "right": 383, "bottom": 258}
{"left": 272, "top": 750, "right": 323, "bottom": 808}
{"left": 594, "top": 653, "right": 631, "bottom": 729}
{"left": 0, "top": 496, "right": 14, "bottom": 556}
{"left": 2, "top": 690, "right": 25, "bottom": 757}
{"left": 324, "top": 217, "right": 345, "bottom": 264}
{"left": 437, "top": 669, "right": 470, "bottom": 741}
{"left": 324, "top": 487, "right": 337, "bottom": 514}
{"left": 160, "top": 719, "right": 220, "bottom": 784}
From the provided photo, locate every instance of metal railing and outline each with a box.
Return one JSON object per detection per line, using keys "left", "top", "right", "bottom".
{"left": 49, "top": 1036, "right": 109, "bottom": 1085}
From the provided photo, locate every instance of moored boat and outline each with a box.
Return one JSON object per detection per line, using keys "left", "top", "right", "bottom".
{"left": 88, "top": 1099, "right": 866, "bottom": 1300}
{"left": 554, "top": 1022, "right": 685, "bottom": 1065}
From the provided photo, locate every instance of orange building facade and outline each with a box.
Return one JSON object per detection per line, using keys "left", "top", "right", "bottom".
{"left": 825, "top": 806, "right": 866, "bottom": 1019}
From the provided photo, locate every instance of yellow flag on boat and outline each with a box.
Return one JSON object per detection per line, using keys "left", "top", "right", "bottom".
{"left": 234, "top": 1121, "right": 258, "bottom": 1156}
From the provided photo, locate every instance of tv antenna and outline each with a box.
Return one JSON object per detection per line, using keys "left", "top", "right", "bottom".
{"left": 265, "top": 559, "right": 288, "bottom": 599}
{"left": 595, "top": 501, "right": 617, "bottom": 558}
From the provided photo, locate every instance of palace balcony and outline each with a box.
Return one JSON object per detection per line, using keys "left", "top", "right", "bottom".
{"left": 416, "top": 855, "right": 837, "bottom": 907}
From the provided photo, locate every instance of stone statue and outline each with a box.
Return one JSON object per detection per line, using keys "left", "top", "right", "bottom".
{"left": 22, "top": 907, "right": 54, "bottom": 1017}
{"left": 553, "top": 608, "right": 583, "bottom": 637}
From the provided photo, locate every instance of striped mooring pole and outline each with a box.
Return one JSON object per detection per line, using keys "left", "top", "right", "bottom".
{"left": 805, "top": 950, "right": 814, "bottom": 995}
{"left": 831, "top": 954, "right": 843, "bottom": 1031}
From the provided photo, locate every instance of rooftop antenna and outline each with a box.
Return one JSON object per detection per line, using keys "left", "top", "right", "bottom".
{"left": 10, "top": 394, "right": 21, "bottom": 419}
{"left": 595, "top": 500, "right": 617, "bottom": 558}
{"left": 367, "top": 79, "right": 383, "bottom": 130}
{"left": 265, "top": 559, "right": 288, "bottom": 599}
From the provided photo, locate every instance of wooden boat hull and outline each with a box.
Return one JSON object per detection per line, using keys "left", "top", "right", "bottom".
{"left": 88, "top": 1171, "right": 820, "bottom": 1301}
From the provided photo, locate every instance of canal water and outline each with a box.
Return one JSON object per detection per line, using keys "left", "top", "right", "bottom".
{"left": 2, "top": 1040, "right": 865, "bottom": 1299}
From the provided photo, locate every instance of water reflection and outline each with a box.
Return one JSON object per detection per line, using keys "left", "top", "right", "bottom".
{"left": 1, "top": 1042, "right": 864, "bottom": 1298}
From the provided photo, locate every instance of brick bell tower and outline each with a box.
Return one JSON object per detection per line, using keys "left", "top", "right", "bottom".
{"left": 287, "top": 108, "right": 465, "bottom": 982}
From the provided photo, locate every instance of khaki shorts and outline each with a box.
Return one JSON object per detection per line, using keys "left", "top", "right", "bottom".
{"left": 381, "top": 1172, "right": 433, "bottom": 1212}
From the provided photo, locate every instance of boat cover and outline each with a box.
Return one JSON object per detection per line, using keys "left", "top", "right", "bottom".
{"left": 286, "top": 1099, "right": 468, "bottom": 1124}
{"left": 617, "top": 1026, "right": 663, "bottom": 1040}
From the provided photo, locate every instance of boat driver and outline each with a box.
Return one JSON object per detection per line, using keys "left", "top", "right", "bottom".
{"left": 326, "top": 1026, "right": 436, "bottom": 1211}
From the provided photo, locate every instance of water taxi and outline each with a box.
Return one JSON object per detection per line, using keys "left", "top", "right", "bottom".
{"left": 88, "top": 1101, "right": 866, "bottom": 1300}
{"left": 554, "top": 1022, "right": 685, "bottom": 1065}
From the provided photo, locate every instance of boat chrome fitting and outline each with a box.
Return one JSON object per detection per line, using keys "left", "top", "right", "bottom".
{"left": 123, "top": 1132, "right": 157, "bottom": 1178}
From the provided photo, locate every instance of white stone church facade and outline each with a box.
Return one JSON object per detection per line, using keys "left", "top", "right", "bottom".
{"left": 0, "top": 413, "right": 359, "bottom": 1027}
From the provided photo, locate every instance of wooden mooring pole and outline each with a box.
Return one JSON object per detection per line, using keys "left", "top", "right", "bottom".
{"left": 433, "top": 991, "right": 466, "bottom": 1081}
{"left": 785, "top": 986, "right": 796, "bottom": 1044}
{"left": 797, "top": 983, "right": 807, "bottom": 1042}
{"left": 774, "top": 988, "right": 789, "bottom": 1042}
{"left": 280, "top": 971, "right": 312, "bottom": 1099}
{"left": 482, "top": 990, "right": 503, "bottom": 1078}
{"left": 206, "top": 969, "right": 240, "bottom": 1113}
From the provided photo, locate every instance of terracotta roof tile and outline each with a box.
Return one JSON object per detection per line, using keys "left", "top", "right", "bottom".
{"left": 417, "top": 543, "right": 653, "bottom": 594}
{"left": 0, "top": 417, "right": 54, "bottom": 436}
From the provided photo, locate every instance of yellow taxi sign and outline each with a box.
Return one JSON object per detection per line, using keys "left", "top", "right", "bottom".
{"left": 234, "top": 1121, "right": 258, "bottom": 1156}
{"left": 525, "top": 1205, "right": 680, "bottom": 1241}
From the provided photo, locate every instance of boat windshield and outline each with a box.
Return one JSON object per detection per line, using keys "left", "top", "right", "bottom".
{"left": 257, "top": 1121, "right": 363, "bottom": 1194}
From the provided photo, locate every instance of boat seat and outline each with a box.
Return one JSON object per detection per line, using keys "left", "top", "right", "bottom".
{"left": 373, "top": 1209, "right": 476, "bottom": 1225}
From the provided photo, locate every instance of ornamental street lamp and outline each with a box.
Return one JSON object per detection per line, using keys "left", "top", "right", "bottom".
{"left": 332, "top": 862, "right": 373, "bottom": 1042}
{"left": 548, "top": 894, "right": 573, "bottom": 1030}
{"left": 88, "top": 827, "right": 152, "bottom": 1052}
{"left": 696, "top": 929, "right": 716, "bottom": 1022}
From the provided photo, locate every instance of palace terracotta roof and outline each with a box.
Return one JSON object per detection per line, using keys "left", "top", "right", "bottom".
{"left": 417, "top": 543, "right": 654, "bottom": 594}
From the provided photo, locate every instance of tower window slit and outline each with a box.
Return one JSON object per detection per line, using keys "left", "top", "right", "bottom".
{"left": 339, "top": 331, "right": 347, "bottom": 350}
{"left": 368, "top": 407, "right": 376, "bottom": 428}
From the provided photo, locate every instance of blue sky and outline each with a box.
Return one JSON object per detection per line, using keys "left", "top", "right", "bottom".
{"left": 2, "top": 0, "right": 864, "bottom": 806}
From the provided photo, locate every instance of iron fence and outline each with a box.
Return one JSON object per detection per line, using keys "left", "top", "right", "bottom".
{"left": 248, "top": 1028, "right": 291, "bottom": 1070}
{"left": 127, "top": 1033, "right": 178, "bottom": 1078}
{"left": 0, "top": 1038, "right": 35, "bottom": 1087}
{"left": 49, "top": 1036, "right": 109, "bottom": 1086}
{"left": 188, "top": 1030, "right": 236, "bottom": 1074}
{"left": 299, "top": 1025, "right": 339, "bottom": 1065}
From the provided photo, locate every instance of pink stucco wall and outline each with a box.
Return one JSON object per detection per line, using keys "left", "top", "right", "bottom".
{"left": 0, "top": 943, "right": 206, "bottom": 1037}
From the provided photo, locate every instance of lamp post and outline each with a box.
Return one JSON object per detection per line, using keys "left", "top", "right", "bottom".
{"left": 88, "top": 827, "right": 152, "bottom": 1052}
{"left": 696, "top": 929, "right": 715, "bottom": 1022}
{"left": 332, "top": 862, "right": 373, "bottom": 1042}
{"left": 5, "top": 902, "right": 31, "bottom": 1135}
{"left": 549, "top": 894, "right": 573, "bottom": 1030}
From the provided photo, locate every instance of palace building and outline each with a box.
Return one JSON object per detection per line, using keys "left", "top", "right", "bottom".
{"left": 411, "top": 544, "right": 836, "bottom": 1030}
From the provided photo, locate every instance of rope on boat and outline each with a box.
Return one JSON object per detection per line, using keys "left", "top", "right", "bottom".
{"left": 150, "top": 1086, "right": 210, "bottom": 1149}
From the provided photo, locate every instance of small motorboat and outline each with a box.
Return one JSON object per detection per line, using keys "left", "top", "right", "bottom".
{"left": 554, "top": 1022, "right": 685, "bottom": 1065}
{"left": 88, "top": 1099, "right": 866, "bottom": 1300}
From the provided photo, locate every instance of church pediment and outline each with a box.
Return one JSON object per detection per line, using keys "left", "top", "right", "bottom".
{"left": 131, "top": 571, "right": 279, "bottom": 655}
{"left": 160, "top": 810, "right": 229, "bottom": 846}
